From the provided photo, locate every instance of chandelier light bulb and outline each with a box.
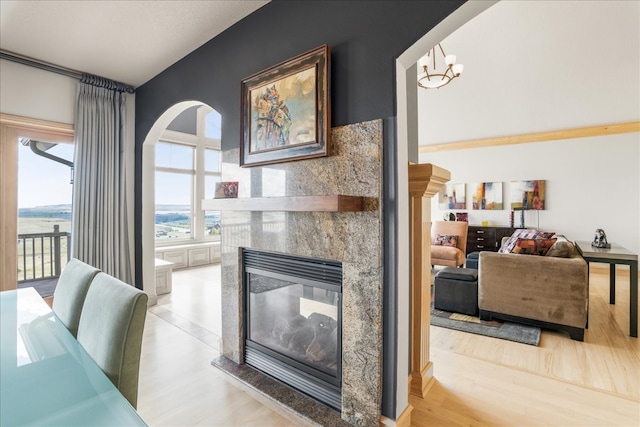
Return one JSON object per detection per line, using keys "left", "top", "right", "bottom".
{"left": 418, "top": 54, "right": 431, "bottom": 69}
{"left": 452, "top": 63, "right": 464, "bottom": 76}
{"left": 445, "top": 54, "right": 456, "bottom": 66}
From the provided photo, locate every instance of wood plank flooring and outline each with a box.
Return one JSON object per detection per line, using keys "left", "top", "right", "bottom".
{"left": 136, "top": 263, "right": 640, "bottom": 426}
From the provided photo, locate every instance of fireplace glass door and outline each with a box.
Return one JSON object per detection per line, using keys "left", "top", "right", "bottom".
{"left": 243, "top": 249, "right": 342, "bottom": 409}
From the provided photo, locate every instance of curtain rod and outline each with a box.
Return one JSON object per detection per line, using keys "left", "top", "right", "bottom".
{"left": 0, "top": 49, "right": 135, "bottom": 92}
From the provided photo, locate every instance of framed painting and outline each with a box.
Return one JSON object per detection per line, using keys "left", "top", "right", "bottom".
{"left": 240, "top": 44, "right": 330, "bottom": 167}
{"left": 511, "top": 180, "right": 545, "bottom": 210}
{"left": 438, "top": 183, "right": 466, "bottom": 210}
{"left": 471, "top": 182, "right": 503, "bottom": 210}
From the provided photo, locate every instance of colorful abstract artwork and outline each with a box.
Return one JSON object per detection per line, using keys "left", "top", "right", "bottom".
{"left": 438, "top": 183, "right": 466, "bottom": 210}
{"left": 472, "top": 182, "right": 503, "bottom": 210}
{"left": 511, "top": 180, "right": 545, "bottom": 210}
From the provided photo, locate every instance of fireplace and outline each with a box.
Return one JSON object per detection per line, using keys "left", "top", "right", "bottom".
{"left": 242, "top": 248, "right": 342, "bottom": 410}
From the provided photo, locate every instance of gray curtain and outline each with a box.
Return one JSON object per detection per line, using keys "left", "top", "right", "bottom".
{"left": 72, "top": 75, "right": 134, "bottom": 285}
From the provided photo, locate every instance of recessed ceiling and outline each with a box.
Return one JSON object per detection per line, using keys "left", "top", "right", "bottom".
{"left": 0, "top": 0, "right": 269, "bottom": 87}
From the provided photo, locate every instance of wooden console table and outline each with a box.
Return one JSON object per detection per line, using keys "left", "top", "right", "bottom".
{"left": 575, "top": 241, "right": 638, "bottom": 337}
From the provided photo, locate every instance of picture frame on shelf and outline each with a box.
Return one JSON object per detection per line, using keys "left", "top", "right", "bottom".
{"left": 240, "top": 44, "right": 330, "bottom": 167}
{"left": 214, "top": 182, "right": 238, "bottom": 198}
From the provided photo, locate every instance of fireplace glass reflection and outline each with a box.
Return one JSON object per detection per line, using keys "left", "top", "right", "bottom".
{"left": 243, "top": 249, "right": 342, "bottom": 410}
{"left": 248, "top": 274, "right": 339, "bottom": 377}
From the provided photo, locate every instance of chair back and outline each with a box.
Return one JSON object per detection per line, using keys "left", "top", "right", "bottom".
{"left": 432, "top": 221, "right": 469, "bottom": 254}
{"left": 52, "top": 258, "right": 100, "bottom": 337}
{"left": 77, "top": 273, "right": 148, "bottom": 408}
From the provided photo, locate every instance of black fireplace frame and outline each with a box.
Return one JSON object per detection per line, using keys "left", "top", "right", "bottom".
{"left": 242, "top": 248, "right": 343, "bottom": 410}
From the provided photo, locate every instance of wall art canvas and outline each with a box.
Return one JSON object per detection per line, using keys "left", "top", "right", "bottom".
{"left": 511, "top": 180, "right": 545, "bottom": 210}
{"left": 241, "top": 45, "right": 330, "bottom": 167}
{"left": 472, "top": 182, "right": 503, "bottom": 210}
{"left": 438, "top": 183, "right": 466, "bottom": 210}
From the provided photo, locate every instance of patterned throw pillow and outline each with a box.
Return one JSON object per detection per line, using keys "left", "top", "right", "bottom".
{"left": 536, "top": 237, "right": 557, "bottom": 256}
{"left": 510, "top": 238, "right": 538, "bottom": 255}
{"left": 509, "top": 236, "right": 557, "bottom": 255}
{"left": 499, "top": 229, "right": 544, "bottom": 253}
{"left": 433, "top": 234, "right": 458, "bottom": 247}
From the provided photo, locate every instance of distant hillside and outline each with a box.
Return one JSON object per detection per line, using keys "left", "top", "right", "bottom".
{"left": 19, "top": 205, "right": 72, "bottom": 220}
{"left": 18, "top": 204, "right": 193, "bottom": 223}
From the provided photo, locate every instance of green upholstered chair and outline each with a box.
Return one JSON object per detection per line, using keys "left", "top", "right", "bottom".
{"left": 52, "top": 258, "right": 101, "bottom": 337}
{"left": 77, "top": 273, "right": 148, "bottom": 409}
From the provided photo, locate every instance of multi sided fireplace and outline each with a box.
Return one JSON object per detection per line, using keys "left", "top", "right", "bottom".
{"left": 242, "top": 249, "right": 342, "bottom": 410}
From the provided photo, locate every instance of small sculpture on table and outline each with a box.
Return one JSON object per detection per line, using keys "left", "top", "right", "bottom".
{"left": 591, "top": 228, "right": 611, "bottom": 249}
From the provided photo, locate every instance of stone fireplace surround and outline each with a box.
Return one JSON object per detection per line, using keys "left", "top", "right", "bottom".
{"left": 211, "top": 119, "right": 384, "bottom": 426}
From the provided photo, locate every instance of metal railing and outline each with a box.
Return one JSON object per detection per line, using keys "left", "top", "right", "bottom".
{"left": 17, "top": 225, "right": 71, "bottom": 283}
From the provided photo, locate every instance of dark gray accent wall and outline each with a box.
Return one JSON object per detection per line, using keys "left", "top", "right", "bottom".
{"left": 134, "top": 0, "right": 465, "bottom": 418}
{"left": 166, "top": 105, "right": 198, "bottom": 134}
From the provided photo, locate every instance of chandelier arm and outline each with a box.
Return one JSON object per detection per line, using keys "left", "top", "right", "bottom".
{"left": 417, "top": 43, "right": 460, "bottom": 90}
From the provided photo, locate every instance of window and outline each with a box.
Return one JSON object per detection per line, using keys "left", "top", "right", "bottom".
{"left": 155, "top": 142, "right": 194, "bottom": 241}
{"left": 155, "top": 106, "right": 221, "bottom": 245}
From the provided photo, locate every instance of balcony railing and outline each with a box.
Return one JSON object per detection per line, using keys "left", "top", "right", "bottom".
{"left": 17, "top": 225, "right": 71, "bottom": 283}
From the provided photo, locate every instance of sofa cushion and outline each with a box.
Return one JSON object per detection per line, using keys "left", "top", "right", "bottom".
{"left": 431, "top": 245, "right": 463, "bottom": 261}
{"left": 433, "top": 234, "right": 458, "bottom": 247}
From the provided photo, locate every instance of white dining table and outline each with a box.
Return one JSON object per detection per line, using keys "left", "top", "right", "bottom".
{"left": 0, "top": 287, "right": 147, "bottom": 426}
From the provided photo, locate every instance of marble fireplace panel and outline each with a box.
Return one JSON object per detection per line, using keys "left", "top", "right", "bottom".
{"left": 217, "top": 119, "right": 383, "bottom": 426}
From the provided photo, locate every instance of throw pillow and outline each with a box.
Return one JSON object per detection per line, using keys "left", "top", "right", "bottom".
{"left": 510, "top": 238, "right": 538, "bottom": 255}
{"left": 433, "top": 234, "right": 458, "bottom": 247}
{"left": 499, "top": 229, "right": 543, "bottom": 253}
{"left": 509, "top": 237, "right": 558, "bottom": 255}
{"left": 536, "top": 237, "right": 557, "bottom": 256}
{"left": 546, "top": 238, "right": 576, "bottom": 258}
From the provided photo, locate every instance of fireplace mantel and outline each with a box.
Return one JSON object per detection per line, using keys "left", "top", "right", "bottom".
{"left": 202, "top": 195, "right": 371, "bottom": 212}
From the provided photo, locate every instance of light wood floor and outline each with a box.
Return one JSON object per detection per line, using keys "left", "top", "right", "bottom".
{"left": 136, "top": 264, "right": 640, "bottom": 426}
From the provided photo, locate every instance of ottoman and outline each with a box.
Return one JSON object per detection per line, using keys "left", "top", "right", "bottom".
{"left": 465, "top": 251, "right": 480, "bottom": 269}
{"left": 434, "top": 267, "right": 479, "bottom": 316}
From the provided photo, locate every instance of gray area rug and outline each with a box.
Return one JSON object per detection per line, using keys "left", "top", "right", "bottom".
{"left": 430, "top": 305, "right": 541, "bottom": 346}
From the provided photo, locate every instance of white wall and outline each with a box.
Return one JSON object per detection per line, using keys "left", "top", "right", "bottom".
{"left": 421, "top": 133, "right": 639, "bottom": 254}
{"left": 418, "top": 0, "right": 640, "bottom": 255}
{"left": 0, "top": 59, "right": 135, "bottom": 134}
{"left": 0, "top": 59, "right": 76, "bottom": 123}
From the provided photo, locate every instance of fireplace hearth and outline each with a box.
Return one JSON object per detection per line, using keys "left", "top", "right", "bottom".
{"left": 243, "top": 249, "right": 342, "bottom": 410}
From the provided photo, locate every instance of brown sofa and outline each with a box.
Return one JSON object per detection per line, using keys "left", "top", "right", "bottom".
{"left": 478, "top": 242, "right": 588, "bottom": 341}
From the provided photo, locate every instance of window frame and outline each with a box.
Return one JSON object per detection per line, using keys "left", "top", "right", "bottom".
{"left": 154, "top": 107, "right": 221, "bottom": 247}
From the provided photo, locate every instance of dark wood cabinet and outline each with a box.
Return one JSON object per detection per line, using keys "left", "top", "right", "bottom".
{"left": 466, "top": 226, "right": 518, "bottom": 255}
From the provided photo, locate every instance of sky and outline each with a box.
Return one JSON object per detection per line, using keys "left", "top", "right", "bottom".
{"left": 18, "top": 141, "right": 74, "bottom": 208}
{"left": 17, "top": 109, "right": 223, "bottom": 209}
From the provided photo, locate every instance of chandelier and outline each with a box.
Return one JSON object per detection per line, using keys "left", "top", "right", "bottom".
{"left": 417, "top": 43, "right": 463, "bottom": 89}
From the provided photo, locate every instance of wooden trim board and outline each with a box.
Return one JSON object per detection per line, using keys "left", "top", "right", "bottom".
{"left": 419, "top": 121, "right": 640, "bottom": 153}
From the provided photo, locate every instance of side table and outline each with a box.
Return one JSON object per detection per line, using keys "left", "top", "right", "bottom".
{"left": 575, "top": 241, "right": 638, "bottom": 337}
